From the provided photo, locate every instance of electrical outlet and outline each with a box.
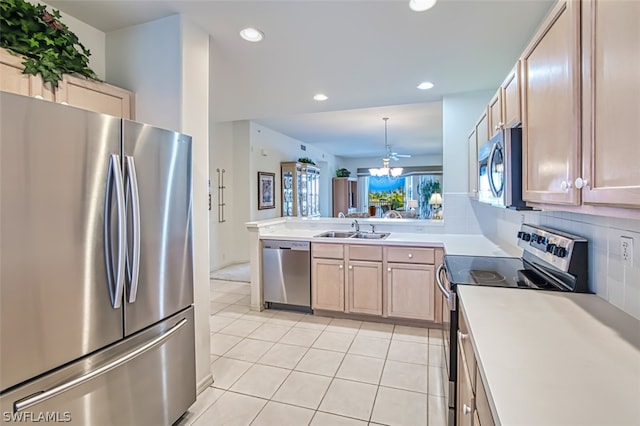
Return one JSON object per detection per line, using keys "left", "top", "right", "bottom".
{"left": 621, "top": 236, "right": 633, "bottom": 267}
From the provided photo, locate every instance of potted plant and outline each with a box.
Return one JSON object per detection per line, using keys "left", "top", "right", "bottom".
{"left": 0, "top": 0, "right": 100, "bottom": 88}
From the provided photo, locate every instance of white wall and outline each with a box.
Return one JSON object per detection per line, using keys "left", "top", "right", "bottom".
{"left": 106, "top": 15, "right": 181, "bottom": 129}
{"left": 179, "top": 17, "right": 212, "bottom": 395}
{"left": 106, "top": 15, "right": 212, "bottom": 392}
{"left": 441, "top": 90, "right": 493, "bottom": 234}
{"left": 43, "top": 1, "right": 106, "bottom": 80}
{"left": 208, "top": 121, "right": 338, "bottom": 272}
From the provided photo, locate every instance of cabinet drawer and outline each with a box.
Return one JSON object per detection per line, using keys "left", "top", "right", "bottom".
{"left": 458, "top": 310, "right": 476, "bottom": 389}
{"left": 312, "top": 243, "right": 344, "bottom": 259}
{"left": 386, "top": 247, "right": 435, "bottom": 264}
{"left": 475, "top": 369, "right": 495, "bottom": 426}
{"left": 348, "top": 245, "right": 382, "bottom": 261}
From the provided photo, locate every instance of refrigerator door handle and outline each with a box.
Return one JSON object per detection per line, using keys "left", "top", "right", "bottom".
{"left": 125, "top": 156, "right": 141, "bottom": 303}
{"left": 13, "top": 318, "right": 188, "bottom": 413}
{"left": 105, "top": 154, "right": 126, "bottom": 309}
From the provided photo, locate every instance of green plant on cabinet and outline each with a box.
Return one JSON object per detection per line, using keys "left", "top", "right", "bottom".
{"left": 0, "top": 0, "right": 100, "bottom": 87}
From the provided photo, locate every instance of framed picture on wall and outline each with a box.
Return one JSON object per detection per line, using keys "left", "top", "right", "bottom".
{"left": 258, "top": 172, "right": 276, "bottom": 210}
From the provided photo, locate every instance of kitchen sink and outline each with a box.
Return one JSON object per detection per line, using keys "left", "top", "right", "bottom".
{"left": 314, "top": 231, "right": 390, "bottom": 240}
{"left": 351, "top": 232, "right": 390, "bottom": 240}
{"left": 315, "top": 231, "right": 357, "bottom": 238}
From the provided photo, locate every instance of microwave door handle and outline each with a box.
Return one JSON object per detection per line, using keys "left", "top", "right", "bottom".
{"left": 487, "top": 143, "right": 500, "bottom": 198}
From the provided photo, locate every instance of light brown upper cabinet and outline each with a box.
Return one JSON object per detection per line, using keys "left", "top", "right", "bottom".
{"left": 580, "top": 0, "right": 640, "bottom": 209}
{"left": 502, "top": 64, "right": 522, "bottom": 129}
{"left": 0, "top": 48, "right": 54, "bottom": 101}
{"left": 521, "top": 0, "right": 581, "bottom": 206}
{"left": 475, "top": 109, "right": 490, "bottom": 148}
{"left": 1, "top": 48, "right": 134, "bottom": 120}
{"left": 56, "top": 74, "right": 135, "bottom": 120}
{"left": 487, "top": 88, "right": 503, "bottom": 138}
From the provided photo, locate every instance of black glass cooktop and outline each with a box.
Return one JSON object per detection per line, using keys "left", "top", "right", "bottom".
{"left": 444, "top": 255, "right": 560, "bottom": 290}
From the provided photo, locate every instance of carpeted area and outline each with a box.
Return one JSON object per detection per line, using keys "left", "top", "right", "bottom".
{"left": 210, "top": 262, "right": 250, "bottom": 282}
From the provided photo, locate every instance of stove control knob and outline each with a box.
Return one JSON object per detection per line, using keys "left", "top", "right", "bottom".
{"left": 524, "top": 233, "right": 531, "bottom": 241}
{"left": 517, "top": 231, "right": 524, "bottom": 239}
{"left": 554, "top": 246, "right": 567, "bottom": 258}
{"left": 546, "top": 243, "right": 556, "bottom": 253}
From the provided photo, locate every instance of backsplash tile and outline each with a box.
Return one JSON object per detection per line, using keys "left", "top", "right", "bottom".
{"left": 468, "top": 199, "right": 640, "bottom": 320}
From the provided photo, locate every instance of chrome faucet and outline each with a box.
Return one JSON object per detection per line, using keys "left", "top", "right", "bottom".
{"left": 351, "top": 220, "right": 359, "bottom": 232}
{"left": 370, "top": 224, "right": 376, "bottom": 233}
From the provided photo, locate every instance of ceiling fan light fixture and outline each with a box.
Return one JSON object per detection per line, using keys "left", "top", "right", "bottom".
{"left": 417, "top": 81, "right": 434, "bottom": 90}
{"left": 370, "top": 118, "right": 405, "bottom": 177}
{"left": 313, "top": 93, "right": 328, "bottom": 101}
{"left": 240, "top": 27, "right": 264, "bottom": 42}
{"left": 409, "top": 0, "right": 437, "bottom": 12}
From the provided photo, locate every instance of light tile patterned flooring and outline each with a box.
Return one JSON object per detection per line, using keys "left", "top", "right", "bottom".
{"left": 176, "top": 279, "right": 448, "bottom": 426}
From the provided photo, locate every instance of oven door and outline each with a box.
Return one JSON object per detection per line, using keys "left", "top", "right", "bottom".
{"left": 436, "top": 264, "right": 457, "bottom": 426}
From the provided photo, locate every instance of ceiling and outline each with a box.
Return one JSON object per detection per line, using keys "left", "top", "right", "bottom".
{"left": 48, "top": 0, "right": 555, "bottom": 158}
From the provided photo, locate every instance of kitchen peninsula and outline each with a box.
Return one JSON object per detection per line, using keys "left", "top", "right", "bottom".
{"left": 246, "top": 217, "right": 520, "bottom": 313}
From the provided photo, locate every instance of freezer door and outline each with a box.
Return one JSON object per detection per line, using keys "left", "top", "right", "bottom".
{"left": 0, "top": 93, "right": 124, "bottom": 392}
{"left": 0, "top": 307, "right": 196, "bottom": 426}
{"left": 122, "top": 120, "right": 193, "bottom": 335}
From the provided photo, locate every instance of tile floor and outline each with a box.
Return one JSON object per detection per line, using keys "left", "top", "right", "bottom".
{"left": 176, "top": 279, "right": 448, "bottom": 426}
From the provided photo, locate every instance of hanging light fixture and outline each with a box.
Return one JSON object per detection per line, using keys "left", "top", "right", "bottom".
{"left": 369, "top": 118, "right": 403, "bottom": 177}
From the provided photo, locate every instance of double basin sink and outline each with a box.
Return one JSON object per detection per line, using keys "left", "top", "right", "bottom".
{"left": 314, "top": 231, "right": 390, "bottom": 240}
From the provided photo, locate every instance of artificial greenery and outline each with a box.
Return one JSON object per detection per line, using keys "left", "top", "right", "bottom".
{"left": 0, "top": 0, "right": 99, "bottom": 87}
{"left": 298, "top": 157, "right": 316, "bottom": 166}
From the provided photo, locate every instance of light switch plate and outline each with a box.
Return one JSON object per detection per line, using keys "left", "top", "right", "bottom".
{"left": 621, "top": 236, "right": 634, "bottom": 267}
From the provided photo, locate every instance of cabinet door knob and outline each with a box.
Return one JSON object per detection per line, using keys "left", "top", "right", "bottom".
{"left": 463, "top": 404, "right": 472, "bottom": 415}
{"left": 408, "top": 253, "right": 413, "bottom": 259}
{"left": 339, "top": 264, "right": 343, "bottom": 269}
{"left": 34, "top": 95, "right": 44, "bottom": 100}
{"left": 388, "top": 267, "right": 391, "bottom": 272}
{"left": 348, "top": 265, "right": 353, "bottom": 270}
{"left": 574, "top": 177, "right": 588, "bottom": 189}
{"left": 560, "top": 180, "right": 573, "bottom": 192}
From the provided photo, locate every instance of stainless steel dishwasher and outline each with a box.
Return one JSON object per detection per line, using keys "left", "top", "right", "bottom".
{"left": 262, "top": 240, "right": 311, "bottom": 310}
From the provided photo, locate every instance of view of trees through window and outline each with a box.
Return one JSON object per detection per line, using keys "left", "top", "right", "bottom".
{"left": 361, "top": 174, "right": 442, "bottom": 219}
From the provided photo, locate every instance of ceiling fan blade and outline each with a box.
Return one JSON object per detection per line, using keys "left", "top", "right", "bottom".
{"left": 395, "top": 154, "right": 411, "bottom": 158}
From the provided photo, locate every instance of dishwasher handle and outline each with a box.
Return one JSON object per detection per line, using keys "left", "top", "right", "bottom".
{"left": 263, "top": 240, "right": 310, "bottom": 251}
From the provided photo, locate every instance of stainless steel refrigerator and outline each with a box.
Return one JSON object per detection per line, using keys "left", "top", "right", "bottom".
{"left": 0, "top": 92, "right": 196, "bottom": 425}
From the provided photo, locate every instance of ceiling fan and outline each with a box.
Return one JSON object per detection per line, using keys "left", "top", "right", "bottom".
{"left": 381, "top": 117, "right": 411, "bottom": 161}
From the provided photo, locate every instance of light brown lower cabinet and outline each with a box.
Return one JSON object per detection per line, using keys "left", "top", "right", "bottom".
{"left": 347, "top": 260, "right": 383, "bottom": 316}
{"left": 385, "top": 263, "right": 435, "bottom": 321}
{"left": 311, "top": 257, "right": 345, "bottom": 311}
{"left": 311, "top": 242, "right": 442, "bottom": 323}
{"left": 458, "top": 301, "right": 495, "bottom": 426}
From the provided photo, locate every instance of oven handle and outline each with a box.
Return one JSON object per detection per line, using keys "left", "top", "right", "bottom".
{"left": 436, "top": 264, "right": 450, "bottom": 301}
{"left": 436, "top": 264, "right": 456, "bottom": 311}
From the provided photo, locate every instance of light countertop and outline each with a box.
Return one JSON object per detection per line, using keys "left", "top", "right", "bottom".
{"left": 458, "top": 285, "right": 640, "bottom": 426}
{"left": 255, "top": 226, "right": 520, "bottom": 257}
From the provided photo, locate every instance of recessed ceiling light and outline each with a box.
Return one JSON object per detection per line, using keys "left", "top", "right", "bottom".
{"left": 313, "top": 93, "right": 328, "bottom": 101}
{"left": 409, "top": 0, "right": 437, "bottom": 12}
{"left": 417, "top": 81, "right": 434, "bottom": 90}
{"left": 240, "top": 27, "right": 264, "bottom": 42}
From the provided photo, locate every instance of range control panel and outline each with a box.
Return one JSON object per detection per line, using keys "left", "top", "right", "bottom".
{"left": 517, "top": 224, "right": 587, "bottom": 272}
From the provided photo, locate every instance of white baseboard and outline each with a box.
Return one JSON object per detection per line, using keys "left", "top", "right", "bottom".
{"left": 197, "top": 374, "right": 214, "bottom": 395}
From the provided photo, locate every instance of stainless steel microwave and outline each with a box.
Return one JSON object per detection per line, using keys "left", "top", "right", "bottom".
{"left": 477, "top": 127, "right": 528, "bottom": 209}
